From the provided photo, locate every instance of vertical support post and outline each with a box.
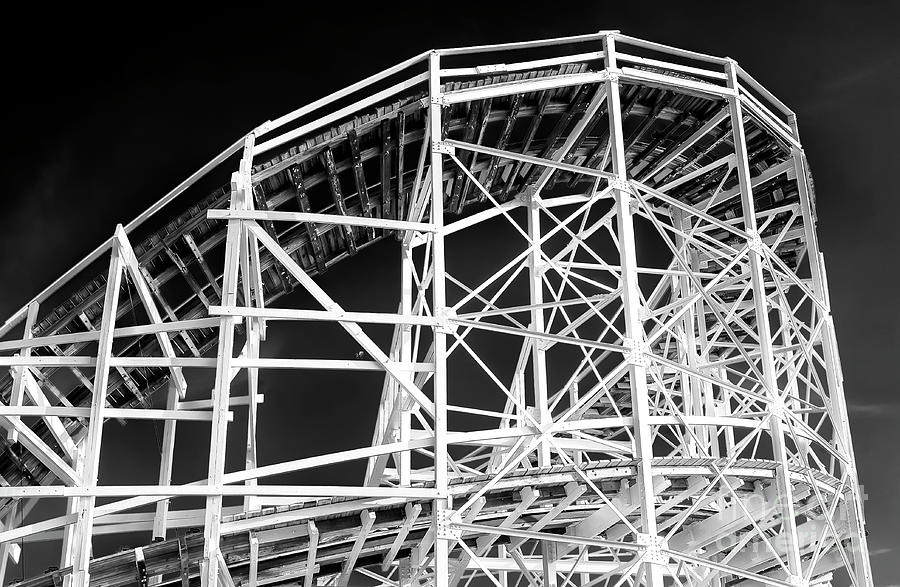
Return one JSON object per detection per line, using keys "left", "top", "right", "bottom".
{"left": 61, "top": 440, "right": 86, "bottom": 587}
{"left": 244, "top": 314, "right": 260, "bottom": 513}
{"left": 778, "top": 305, "right": 803, "bottom": 417}
{"left": 695, "top": 249, "right": 718, "bottom": 459}
{"left": 399, "top": 557, "right": 413, "bottom": 587}
{"left": 672, "top": 209, "right": 702, "bottom": 457}
{"left": 152, "top": 379, "right": 180, "bottom": 545}
{"left": 568, "top": 383, "right": 582, "bottom": 466}
{"left": 790, "top": 116, "right": 873, "bottom": 586}
{"left": 248, "top": 534, "right": 259, "bottom": 587}
{"left": 497, "top": 545, "right": 508, "bottom": 587}
{"left": 580, "top": 549, "right": 590, "bottom": 587}
{"left": 71, "top": 240, "right": 125, "bottom": 587}
{"left": 527, "top": 186, "right": 551, "bottom": 467}
{"left": 725, "top": 59, "right": 803, "bottom": 580}
{"left": 7, "top": 301, "right": 38, "bottom": 443}
{"left": 428, "top": 50, "right": 450, "bottom": 587}
{"left": 305, "top": 521, "right": 319, "bottom": 587}
{"left": 398, "top": 241, "right": 414, "bottom": 486}
{"left": 604, "top": 34, "right": 663, "bottom": 587}
{"left": 239, "top": 216, "right": 262, "bottom": 513}
{"left": 201, "top": 135, "right": 253, "bottom": 587}
{"left": 720, "top": 365, "right": 735, "bottom": 456}
{"left": 0, "top": 505, "right": 19, "bottom": 587}
{"left": 541, "top": 542, "right": 558, "bottom": 587}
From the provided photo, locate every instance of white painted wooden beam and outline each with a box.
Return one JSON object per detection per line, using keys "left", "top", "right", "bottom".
{"left": 340, "top": 510, "right": 376, "bottom": 585}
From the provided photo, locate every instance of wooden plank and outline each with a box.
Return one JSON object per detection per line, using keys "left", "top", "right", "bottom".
{"left": 303, "top": 521, "right": 318, "bottom": 587}
{"left": 582, "top": 86, "right": 643, "bottom": 172}
{"left": 164, "top": 246, "right": 211, "bottom": 308}
{"left": 248, "top": 534, "right": 259, "bottom": 587}
{"left": 624, "top": 90, "right": 672, "bottom": 157}
{"left": 251, "top": 185, "right": 291, "bottom": 294}
{"left": 208, "top": 210, "right": 436, "bottom": 234}
{"left": 640, "top": 105, "right": 729, "bottom": 180}
{"left": 459, "top": 98, "right": 493, "bottom": 209}
{"left": 380, "top": 119, "right": 395, "bottom": 229}
{"left": 70, "top": 240, "right": 126, "bottom": 587}
{"left": 395, "top": 111, "right": 407, "bottom": 239}
{"left": 522, "top": 84, "right": 592, "bottom": 188}
{"left": 200, "top": 165, "right": 246, "bottom": 587}
{"left": 339, "top": 510, "right": 375, "bottom": 585}
{"left": 440, "top": 107, "right": 453, "bottom": 203}
{"left": 502, "top": 92, "right": 552, "bottom": 199}
{"left": 346, "top": 128, "right": 376, "bottom": 240}
{"left": 152, "top": 379, "right": 180, "bottom": 544}
{"left": 216, "top": 550, "right": 236, "bottom": 587}
{"left": 483, "top": 94, "right": 521, "bottom": 194}
{"left": 382, "top": 502, "right": 421, "bottom": 571}
{"left": 631, "top": 110, "right": 692, "bottom": 178}
{"left": 0, "top": 316, "right": 225, "bottom": 353}
{"left": 288, "top": 165, "right": 327, "bottom": 274}
{"left": 320, "top": 147, "right": 358, "bottom": 255}
{"left": 448, "top": 100, "right": 484, "bottom": 213}
{"left": 183, "top": 234, "right": 223, "bottom": 302}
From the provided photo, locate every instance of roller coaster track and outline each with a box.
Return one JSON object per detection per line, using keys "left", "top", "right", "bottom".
{"left": 0, "top": 31, "right": 873, "bottom": 587}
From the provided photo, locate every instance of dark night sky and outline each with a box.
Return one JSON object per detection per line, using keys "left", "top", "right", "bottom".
{"left": 0, "top": 2, "right": 897, "bottom": 584}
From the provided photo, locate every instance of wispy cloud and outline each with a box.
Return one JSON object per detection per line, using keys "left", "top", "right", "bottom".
{"left": 797, "top": 55, "right": 898, "bottom": 113}
{"left": 847, "top": 402, "right": 900, "bottom": 418}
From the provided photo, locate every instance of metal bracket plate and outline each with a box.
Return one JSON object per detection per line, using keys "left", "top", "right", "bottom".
{"left": 436, "top": 308, "right": 456, "bottom": 334}
{"left": 636, "top": 533, "right": 668, "bottom": 566}
{"left": 609, "top": 176, "right": 631, "bottom": 192}
{"left": 476, "top": 63, "right": 508, "bottom": 74}
{"left": 432, "top": 141, "right": 455, "bottom": 155}
{"left": 623, "top": 337, "right": 651, "bottom": 368}
{"left": 746, "top": 229, "right": 764, "bottom": 255}
{"left": 436, "top": 508, "right": 461, "bottom": 540}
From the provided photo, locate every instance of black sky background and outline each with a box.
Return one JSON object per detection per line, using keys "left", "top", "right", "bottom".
{"left": 0, "top": 2, "right": 897, "bottom": 584}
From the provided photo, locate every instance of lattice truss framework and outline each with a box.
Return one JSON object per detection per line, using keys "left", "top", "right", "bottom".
{"left": 0, "top": 31, "right": 874, "bottom": 587}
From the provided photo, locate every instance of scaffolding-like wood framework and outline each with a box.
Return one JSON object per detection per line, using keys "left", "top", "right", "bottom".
{"left": 0, "top": 31, "right": 873, "bottom": 587}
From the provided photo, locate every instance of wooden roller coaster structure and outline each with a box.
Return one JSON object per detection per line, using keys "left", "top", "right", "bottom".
{"left": 0, "top": 31, "right": 874, "bottom": 587}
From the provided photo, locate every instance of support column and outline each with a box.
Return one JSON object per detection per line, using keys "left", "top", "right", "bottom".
{"left": 672, "top": 208, "right": 703, "bottom": 457}
{"left": 497, "top": 545, "right": 509, "bottom": 587}
{"left": 201, "top": 135, "right": 252, "bottom": 587}
{"left": 152, "top": 379, "right": 179, "bottom": 544}
{"left": 71, "top": 238, "right": 125, "bottom": 587}
{"left": 0, "top": 505, "right": 20, "bottom": 587}
{"left": 604, "top": 34, "right": 663, "bottom": 587}
{"left": 790, "top": 119, "right": 872, "bottom": 586}
{"left": 239, "top": 220, "right": 262, "bottom": 514}
{"left": 7, "top": 302, "right": 38, "bottom": 444}
{"left": 527, "top": 187, "right": 552, "bottom": 467}
{"left": 428, "top": 51, "right": 450, "bottom": 587}
{"left": 61, "top": 440, "right": 85, "bottom": 587}
{"left": 541, "top": 541, "right": 558, "bottom": 587}
{"left": 398, "top": 241, "right": 414, "bottom": 486}
{"left": 725, "top": 59, "right": 803, "bottom": 580}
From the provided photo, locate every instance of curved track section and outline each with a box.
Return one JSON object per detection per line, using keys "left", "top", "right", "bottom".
{"left": 0, "top": 32, "right": 872, "bottom": 587}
